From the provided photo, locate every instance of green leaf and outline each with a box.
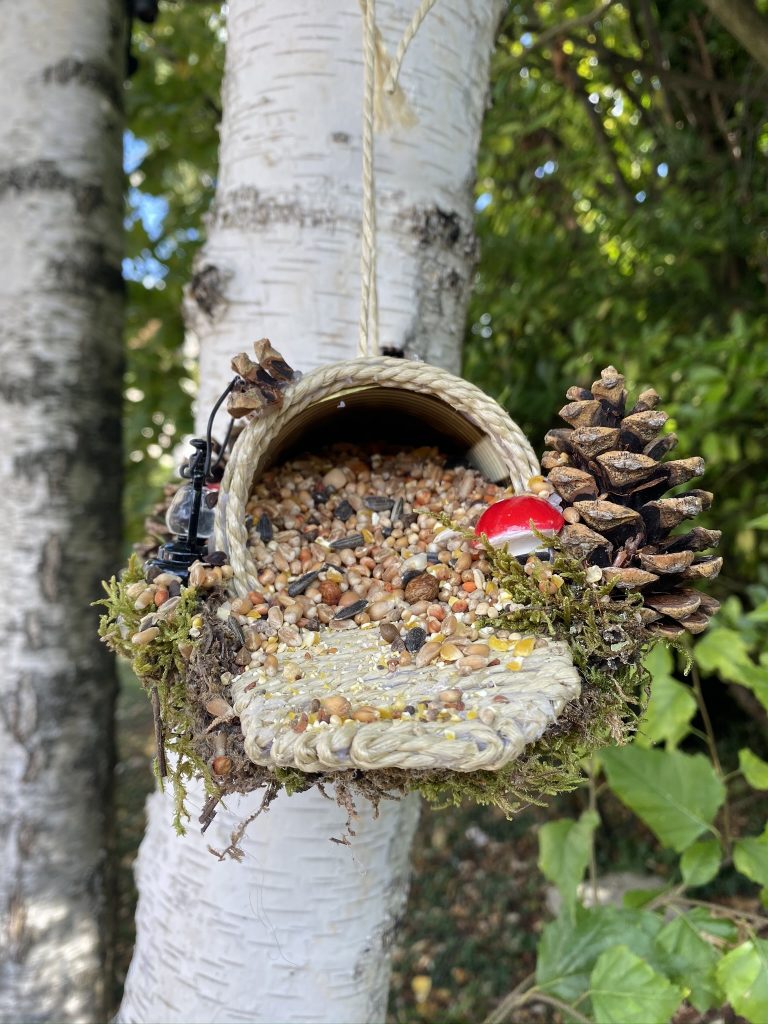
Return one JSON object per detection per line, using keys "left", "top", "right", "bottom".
{"left": 734, "top": 830, "right": 768, "bottom": 888}
{"left": 717, "top": 940, "right": 768, "bottom": 1022}
{"left": 654, "top": 913, "right": 721, "bottom": 1011}
{"left": 747, "top": 513, "right": 768, "bottom": 529}
{"left": 686, "top": 908, "right": 738, "bottom": 943}
{"left": 536, "top": 906, "right": 664, "bottom": 1008}
{"left": 694, "top": 628, "right": 768, "bottom": 706}
{"left": 601, "top": 747, "right": 725, "bottom": 853}
{"left": 739, "top": 749, "right": 768, "bottom": 789}
{"left": 623, "top": 888, "right": 662, "bottom": 909}
{"left": 589, "top": 945, "right": 685, "bottom": 1024}
{"left": 538, "top": 811, "right": 599, "bottom": 917}
{"left": 637, "top": 646, "right": 696, "bottom": 749}
{"left": 681, "top": 839, "right": 721, "bottom": 887}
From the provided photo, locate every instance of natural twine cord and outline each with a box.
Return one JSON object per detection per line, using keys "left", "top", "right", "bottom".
{"left": 383, "top": 0, "right": 440, "bottom": 94}
{"left": 358, "top": 0, "right": 379, "bottom": 357}
{"left": 357, "top": 0, "right": 441, "bottom": 357}
{"left": 218, "top": 356, "right": 541, "bottom": 598}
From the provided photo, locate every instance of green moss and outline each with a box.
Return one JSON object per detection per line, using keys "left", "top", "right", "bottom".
{"left": 98, "top": 530, "right": 659, "bottom": 835}
{"left": 97, "top": 557, "right": 218, "bottom": 831}
{"left": 414, "top": 523, "right": 654, "bottom": 815}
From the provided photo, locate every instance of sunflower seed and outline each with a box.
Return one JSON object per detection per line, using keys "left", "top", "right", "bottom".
{"left": 364, "top": 495, "right": 394, "bottom": 511}
{"left": 287, "top": 570, "right": 320, "bottom": 597}
{"left": 330, "top": 533, "right": 364, "bottom": 550}
{"left": 257, "top": 513, "right": 273, "bottom": 543}
{"left": 333, "top": 598, "right": 368, "bottom": 620}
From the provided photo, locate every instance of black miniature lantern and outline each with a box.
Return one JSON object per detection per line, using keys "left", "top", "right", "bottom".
{"left": 146, "top": 438, "right": 218, "bottom": 580}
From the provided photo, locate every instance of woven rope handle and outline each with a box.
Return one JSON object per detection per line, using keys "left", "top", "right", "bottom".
{"left": 216, "top": 357, "right": 541, "bottom": 598}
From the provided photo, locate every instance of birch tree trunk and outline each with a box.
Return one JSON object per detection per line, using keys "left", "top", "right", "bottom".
{"left": 119, "top": 2, "right": 502, "bottom": 1020}
{"left": 0, "top": 1, "right": 124, "bottom": 1021}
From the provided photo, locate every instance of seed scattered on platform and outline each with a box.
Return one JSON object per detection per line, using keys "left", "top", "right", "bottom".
{"left": 404, "top": 627, "right": 428, "bottom": 653}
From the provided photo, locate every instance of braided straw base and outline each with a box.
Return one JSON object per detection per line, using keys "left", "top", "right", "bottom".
{"left": 231, "top": 630, "right": 580, "bottom": 773}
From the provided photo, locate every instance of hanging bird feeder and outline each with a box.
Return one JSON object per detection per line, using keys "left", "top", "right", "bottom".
{"left": 98, "top": 349, "right": 722, "bottom": 836}
{"left": 97, "top": 0, "right": 719, "bottom": 838}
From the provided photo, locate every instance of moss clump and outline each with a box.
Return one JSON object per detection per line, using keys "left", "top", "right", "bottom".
{"left": 97, "top": 556, "right": 218, "bottom": 831}
{"left": 98, "top": 529, "right": 660, "bottom": 843}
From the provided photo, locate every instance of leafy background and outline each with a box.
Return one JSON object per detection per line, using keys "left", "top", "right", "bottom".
{"left": 118, "top": 2, "right": 768, "bottom": 1021}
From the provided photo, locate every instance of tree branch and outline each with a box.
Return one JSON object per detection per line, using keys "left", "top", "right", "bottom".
{"left": 525, "top": 0, "right": 617, "bottom": 52}
{"left": 701, "top": 0, "right": 768, "bottom": 73}
{"left": 637, "top": 0, "right": 675, "bottom": 125}
{"left": 689, "top": 11, "right": 742, "bottom": 162}
{"left": 566, "top": 36, "right": 758, "bottom": 98}
{"left": 557, "top": 49, "right": 636, "bottom": 209}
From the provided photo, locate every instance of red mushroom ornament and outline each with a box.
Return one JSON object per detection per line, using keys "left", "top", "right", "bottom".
{"left": 475, "top": 496, "right": 565, "bottom": 556}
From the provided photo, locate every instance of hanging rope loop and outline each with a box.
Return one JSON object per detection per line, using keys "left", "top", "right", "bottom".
{"left": 357, "top": 0, "right": 441, "bottom": 358}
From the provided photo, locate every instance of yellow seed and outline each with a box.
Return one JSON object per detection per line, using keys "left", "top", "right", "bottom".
{"left": 467, "top": 710, "right": 478, "bottom": 720}
{"left": 247, "top": 609, "right": 263, "bottom": 619}
{"left": 514, "top": 637, "right": 536, "bottom": 657}
{"left": 191, "top": 615, "right": 203, "bottom": 630}
{"left": 445, "top": 730, "right": 456, "bottom": 740}
{"left": 439, "top": 643, "right": 463, "bottom": 662}
{"left": 362, "top": 528, "right": 375, "bottom": 544}
{"left": 505, "top": 660, "right": 522, "bottom": 671}
{"left": 488, "top": 636, "right": 512, "bottom": 652}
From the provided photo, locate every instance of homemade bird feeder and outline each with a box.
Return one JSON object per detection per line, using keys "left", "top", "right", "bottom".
{"left": 98, "top": 351, "right": 722, "bottom": 832}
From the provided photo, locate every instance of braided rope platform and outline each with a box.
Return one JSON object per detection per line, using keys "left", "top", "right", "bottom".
{"left": 217, "top": 357, "right": 581, "bottom": 775}
{"left": 231, "top": 630, "right": 580, "bottom": 772}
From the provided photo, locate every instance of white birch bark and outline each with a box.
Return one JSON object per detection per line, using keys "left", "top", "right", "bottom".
{"left": 119, "top": 1, "right": 503, "bottom": 1021}
{"left": 0, "top": 1, "right": 124, "bottom": 1021}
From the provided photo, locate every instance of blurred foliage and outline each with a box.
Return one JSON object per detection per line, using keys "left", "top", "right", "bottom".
{"left": 464, "top": 0, "right": 768, "bottom": 594}
{"left": 123, "top": 0, "right": 224, "bottom": 542}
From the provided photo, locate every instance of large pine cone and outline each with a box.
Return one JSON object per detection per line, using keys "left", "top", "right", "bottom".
{"left": 542, "top": 367, "right": 721, "bottom": 638}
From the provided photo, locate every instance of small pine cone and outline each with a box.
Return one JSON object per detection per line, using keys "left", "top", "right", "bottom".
{"left": 543, "top": 366, "right": 721, "bottom": 638}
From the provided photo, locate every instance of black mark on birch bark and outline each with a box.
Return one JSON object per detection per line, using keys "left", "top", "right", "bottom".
{"left": 214, "top": 187, "right": 340, "bottom": 231}
{"left": 42, "top": 58, "right": 122, "bottom": 110}
{"left": 0, "top": 160, "right": 104, "bottom": 216}
{"left": 190, "top": 263, "right": 228, "bottom": 318}
{"left": 49, "top": 245, "right": 123, "bottom": 296}
{"left": 408, "top": 205, "right": 476, "bottom": 259}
